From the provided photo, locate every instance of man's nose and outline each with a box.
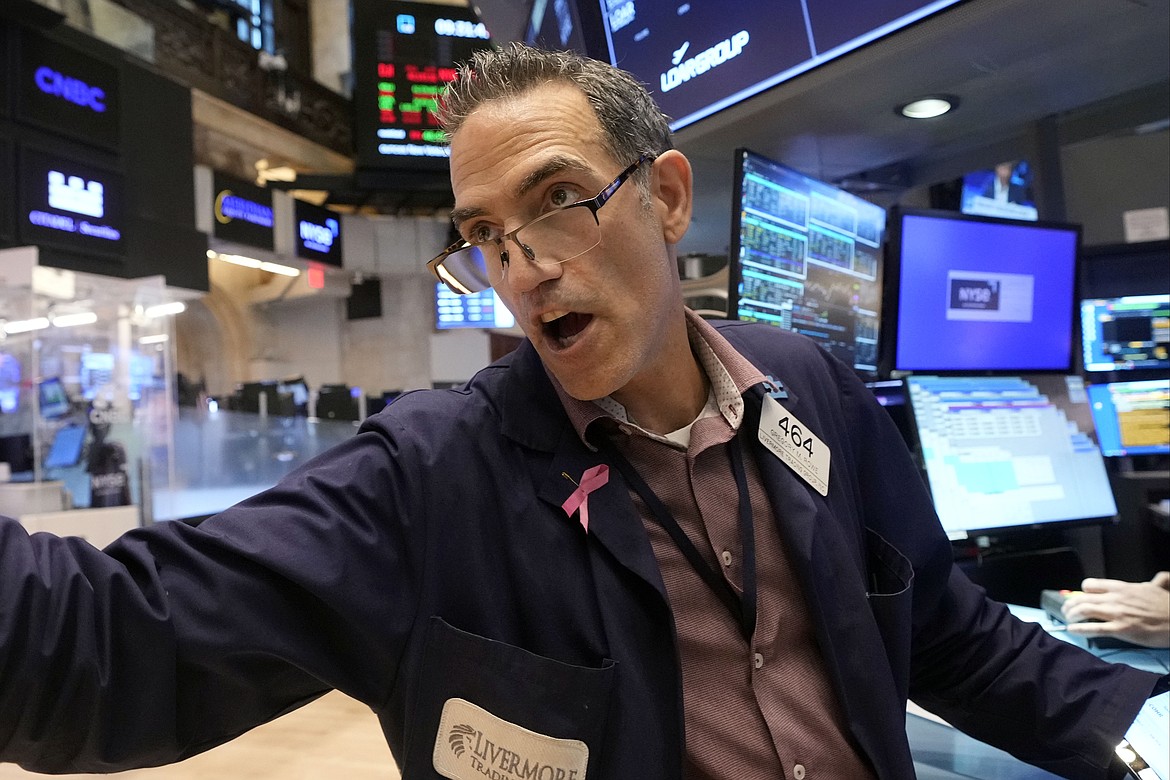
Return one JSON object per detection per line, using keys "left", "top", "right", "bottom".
{"left": 501, "top": 240, "right": 563, "bottom": 294}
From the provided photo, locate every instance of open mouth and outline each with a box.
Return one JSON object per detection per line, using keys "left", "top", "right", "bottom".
{"left": 541, "top": 310, "right": 593, "bottom": 349}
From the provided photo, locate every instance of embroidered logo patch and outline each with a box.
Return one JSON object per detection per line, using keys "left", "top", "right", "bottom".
{"left": 433, "top": 698, "right": 589, "bottom": 780}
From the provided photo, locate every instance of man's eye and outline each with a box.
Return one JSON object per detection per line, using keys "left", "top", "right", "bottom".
{"left": 465, "top": 224, "right": 500, "bottom": 244}
{"left": 548, "top": 185, "right": 582, "bottom": 209}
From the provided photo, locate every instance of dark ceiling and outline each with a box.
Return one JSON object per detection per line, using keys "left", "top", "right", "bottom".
{"left": 470, "top": 0, "right": 1170, "bottom": 253}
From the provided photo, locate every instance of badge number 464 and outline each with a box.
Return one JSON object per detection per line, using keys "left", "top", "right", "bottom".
{"left": 758, "top": 395, "right": 831, "bottom": 496}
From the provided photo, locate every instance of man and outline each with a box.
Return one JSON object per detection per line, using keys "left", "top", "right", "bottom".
{"left": 0, "top": 44, "right": 1163, "bottom": 779}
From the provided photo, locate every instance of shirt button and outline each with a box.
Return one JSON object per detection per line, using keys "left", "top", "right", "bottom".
{"left": 720, "top": 550, "right": 733, "bottom": 566}
{"left": 793, "top": 764, "right": 806, "bottom": 780}
{"left": 753, "top": 652, "right": 764, "bottom": 669}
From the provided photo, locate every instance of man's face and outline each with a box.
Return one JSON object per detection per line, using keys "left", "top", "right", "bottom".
{"left": 448, "top": 82, "right": 687, "bottom": 404}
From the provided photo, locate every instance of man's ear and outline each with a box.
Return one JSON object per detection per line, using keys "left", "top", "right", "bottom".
{"left": 652, "top": 150, "right": 693, "bottom": 245}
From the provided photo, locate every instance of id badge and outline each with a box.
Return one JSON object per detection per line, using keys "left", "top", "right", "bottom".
{"left": 758, "top": 395, "right": 831, "bottom": 496}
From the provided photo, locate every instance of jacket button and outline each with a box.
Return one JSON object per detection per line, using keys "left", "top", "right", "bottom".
{"left": 793, "top": 764, "right": 806, "bottom": 779}
{"left": 753, "top": 652, "right": 764, "bottom": 669}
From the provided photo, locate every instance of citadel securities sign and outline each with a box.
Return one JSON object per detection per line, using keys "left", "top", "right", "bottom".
{"left": 432, "top": 699, "right": 588, "bottom": 780}
{"left": 211, "top": 171, "right": 275, "bottom": 250}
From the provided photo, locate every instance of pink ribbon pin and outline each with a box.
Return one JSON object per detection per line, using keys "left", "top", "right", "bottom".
{"left": 561, "top": 464, "right": 610, "bottom": 533}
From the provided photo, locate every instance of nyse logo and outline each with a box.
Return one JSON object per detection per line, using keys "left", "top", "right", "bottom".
{"left": 48, "top": 171, "right": 104, "bottom": 218}
{"left": 949, "top": 278, "right": 1000, "bottom": 311}
{"left": 299, "top": 217, "right": 339, "bottom": 253}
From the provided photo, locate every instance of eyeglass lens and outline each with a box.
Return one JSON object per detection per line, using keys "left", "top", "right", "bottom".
{"left": 440, "top": 206, "right": 600, "bottom": 294}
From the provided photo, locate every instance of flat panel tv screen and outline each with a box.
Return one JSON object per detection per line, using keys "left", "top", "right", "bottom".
{"left": 1087, "top": 379, "right": 1170, "bottom": 457}
{"left": 524, "top": 0, "right": 608, "bottom": 58}
{"left": 352, "top": 0, "right": 493, "bottom": 171}
{"left": 960, "top": 159, "right": 1038, "bottom": 222}
{"left": 1080, "top": 295, "right": 1170, "bottom": 372}
{"left": 435, "top": 283, "right": 515, "bottom": 330}
{"left": 728, "top": 148, "right": 885, "bottom": 374}
{"left": 599, "top": 0, "right": 962, "bottom": 131}
{"left": 888, "top": 209, "right": 1080, "bottom": 373}
{"left": 906, "top": 374, "right": 1118, "bottom": 540}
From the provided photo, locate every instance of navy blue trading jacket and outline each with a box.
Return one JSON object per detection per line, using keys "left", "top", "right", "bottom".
{"left": 0, "top": 322, "right": 1161, "bottom": 778}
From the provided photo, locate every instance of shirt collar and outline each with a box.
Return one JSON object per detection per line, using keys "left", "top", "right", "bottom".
{"left": 551, "top": 309, "right": 767, "bottom": 449}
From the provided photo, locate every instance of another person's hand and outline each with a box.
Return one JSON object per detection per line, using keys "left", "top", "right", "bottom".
{"left": 1061, "top": 572, "right": 1170, "bottom": 648}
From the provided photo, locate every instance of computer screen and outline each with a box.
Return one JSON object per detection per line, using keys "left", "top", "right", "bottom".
{"left": 1080, "top": 295, "right": 1170, "bottom": 372}
{"left": 435, "top": 283, "right": 516, "bottom": 330}
{"left": 888, "top": 209, "right": 1080, "bottom": 373}
{"left": 1087, "top": 379, "right": 1170, "bottom": 457}
{"left": 44, "top": 424, "right": 87, "bottom": 470}
{"left": 728, "top": 148, "right": 886, "bottom": 374}
{"left": 38, "top": 377, "right": 71, "bottom": 420}
{"left": 906, "top": 374, "right": 1118, "bottom": 539}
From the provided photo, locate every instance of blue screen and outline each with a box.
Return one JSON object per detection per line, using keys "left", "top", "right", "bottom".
{"left": 1087, "top": 379, "right": 1170, "bottom": 457}
{"left": 892, "top": 211, "right": 1079, "bottom": 372}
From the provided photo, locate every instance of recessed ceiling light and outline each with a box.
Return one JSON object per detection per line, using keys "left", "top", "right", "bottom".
{"left": 897, "top": 95, "right": 958, "bottom": 119}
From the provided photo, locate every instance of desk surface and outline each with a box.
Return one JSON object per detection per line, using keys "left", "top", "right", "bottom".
{"left": 905, "top": 604, "right": 1168, "bottom": 778}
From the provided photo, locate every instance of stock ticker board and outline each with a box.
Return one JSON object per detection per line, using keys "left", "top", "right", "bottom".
{"left": 353, "top": 1, "right": 493, "bottom": 170}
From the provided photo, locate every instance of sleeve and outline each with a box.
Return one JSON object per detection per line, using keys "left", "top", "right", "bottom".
{"left": 0, "top": 422, "right": 425, "bottom": 773}
{"left": 828, "top": 357, "right": 1162, "bottom": 780}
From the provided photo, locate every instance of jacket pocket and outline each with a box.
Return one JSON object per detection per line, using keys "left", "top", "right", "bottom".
{"left": 865, "top": 529, "right": 914, "bottom": 698}
{"left": 399, "top": 616, "right": 615, "bottom": 780}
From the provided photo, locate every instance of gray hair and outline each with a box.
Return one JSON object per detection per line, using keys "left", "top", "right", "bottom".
{"left": 438, "top": 43, "right": 673, "bottom": 187}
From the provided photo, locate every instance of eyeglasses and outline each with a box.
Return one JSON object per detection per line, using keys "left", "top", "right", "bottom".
{"left": 427, "top": 153, "right": 657, "bottom": 295}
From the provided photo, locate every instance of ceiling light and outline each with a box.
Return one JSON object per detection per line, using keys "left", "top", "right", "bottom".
{"left": 897, "top": 95, "right": 958, "bottom": 119}
{"left": 4, "top": 317, "right": 50, "bottom": 334}
{"left": 144, "top": 302, "right": 187, "bottom": 318}
{"left": 50, "top": 311, "right": 98, "bottom": 328}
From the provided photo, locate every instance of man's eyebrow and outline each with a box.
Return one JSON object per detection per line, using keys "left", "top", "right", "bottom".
{"left": 515, "top": 155, "right": 592, "bottom": 200}
{"left": 450, "top": 155, "right": 592, "bottom": 229}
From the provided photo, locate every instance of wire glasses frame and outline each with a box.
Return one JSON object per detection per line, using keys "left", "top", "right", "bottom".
{"left": 427, "top": 152, "right": 658, "bottom": 295}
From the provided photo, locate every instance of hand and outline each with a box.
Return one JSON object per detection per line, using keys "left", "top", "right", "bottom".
{"left": 1061, "top": 572, "right": 1170, "bottom": 648}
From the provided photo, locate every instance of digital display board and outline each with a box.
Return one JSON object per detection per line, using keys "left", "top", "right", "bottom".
{"left": 17, "top": 145, "right": 125, "bottom": 257}
{"left": 16, "top": 30, "right": 120, "bottom": 150}
{"left": 728, "top": 148, "right": 885, "bottom": 373}
{"left": 1080, "top": 295, "right": 1170, "bottom": 372}
{"left": 888, "top": 209, "right": 1079, "bottom": 373}
{"left": 353, "top": 0, "right": 493, "bottom": 169}
{"left": 212, "top": 170, "right": 275, "bottom": 250}
{"left": 294, "top": 198, "right": 343, "bottom": 266}
{"left": 1087, "top": 379, "right": 1170, "bottom": 457}
{"left": 961, "top": 159, "right": 1038, "bottom": 222}
{"left": 907, "top": 374, "right": 1118, "bottom": 539}
{"left": 599, "top": 0, "right": 961, "bottom": 131}
{"left": 435, "top": 283, "right": 516, "bottom": 330}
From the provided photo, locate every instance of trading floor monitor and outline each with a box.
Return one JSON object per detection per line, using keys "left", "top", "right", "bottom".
{"left": 906, "top": 374, "right": 1117, "bottom": 540}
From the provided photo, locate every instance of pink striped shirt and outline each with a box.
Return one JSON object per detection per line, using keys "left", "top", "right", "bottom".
{"left": 553, "top": 311, "right": 876, "bottom": 780}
